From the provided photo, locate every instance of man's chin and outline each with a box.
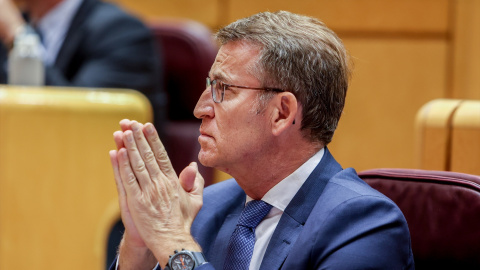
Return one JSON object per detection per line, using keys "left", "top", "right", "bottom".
{"left": 197, "top": 150, "right": 216, "bottom": 168}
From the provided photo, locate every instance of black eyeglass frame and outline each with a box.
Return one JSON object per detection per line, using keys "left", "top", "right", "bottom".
{"left": 206, "top": 77, "right": 285, "bottom": 103}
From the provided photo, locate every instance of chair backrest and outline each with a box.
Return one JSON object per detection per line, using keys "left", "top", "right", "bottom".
{"left": 0, "top": 85, "right": 152, "bottom": 270}
{"left": 148, "top": 19, "right": 218, "bottom": 182}
{"left": 149, "top": 18, "right": 218, "bottom": 121}
{"left": 415, "top": 99, "right": 480, "bottom": 175}
{"left": 358, "top": 168, "right": 480, "bottom": 269}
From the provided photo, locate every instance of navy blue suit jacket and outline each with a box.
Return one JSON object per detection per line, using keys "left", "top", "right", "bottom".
{"left": 110, "top": 148, "right": 414, "bottom": 269}
{"left": 191, "top": 148, "right": 414, "bottom": 269}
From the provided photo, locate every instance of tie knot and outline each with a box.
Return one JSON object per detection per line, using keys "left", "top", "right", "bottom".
{"left": 237, "top": 200, "right": 272, "bottom": 228}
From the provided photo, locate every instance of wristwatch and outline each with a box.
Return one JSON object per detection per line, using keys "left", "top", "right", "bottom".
{"left": 165, "top": 249, "right": 207, "bottom": 270}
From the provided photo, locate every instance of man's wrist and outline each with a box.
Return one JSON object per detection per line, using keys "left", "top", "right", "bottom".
{"left": 115, "top": 255, "right": 159, "bottom": 270}
{"left": 118, "top": 238, "right": 157, "bottom": 270}
{"left": 164, "top": 249, "right": 207, "bottom": 270}
{"left": 151, "top": 236, "right": 202, "bottom": 267}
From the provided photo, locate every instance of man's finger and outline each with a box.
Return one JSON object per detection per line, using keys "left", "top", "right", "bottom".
{"left": 119, "top": 119, "right": 132, "bottom": 132}
{"left": 179, "top": 162, "right": 197, "bottom": 192}
{"left": 179, "top": 162, "right": 205, "bottom": 200}
{"left": 143, "top": 123, "right": 177, "bottom": 181}
{"left": 110, "top": 150, "right": 125, "bottom": 196}
{"left": 114, "top": 131, "right": 124, "bottom": 150}
{"left": 192, "top": 162, "right": 205, "bottom": 198}
{"left": 110, "top": 150, "right": 131, "bottom": 217}
{"left": 130, "top": 121, "right": 162, "bottom": 182}
{"left": 116, "top": 147, "right": 142, "bottom": 196}
{"left": 123, "top": 129, "right": 161, "bottom": 192}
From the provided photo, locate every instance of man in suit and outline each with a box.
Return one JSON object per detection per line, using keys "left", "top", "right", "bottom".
{"left": 0, "top": 0, "right": 165, "bottom": 124}
{"left": 109, "top": 11, "right": 415, "bottom": 269}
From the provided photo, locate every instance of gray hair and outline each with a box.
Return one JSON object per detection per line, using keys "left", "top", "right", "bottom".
{"left": 215, "top": 11, "right": 351, "bottom": 145}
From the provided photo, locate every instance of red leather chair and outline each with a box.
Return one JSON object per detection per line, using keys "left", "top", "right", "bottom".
{"left": 358, "top": 169, "right": 480, "bottom": 269}
{"left": 149, "top": 19, "right": 218, "bottom": 184}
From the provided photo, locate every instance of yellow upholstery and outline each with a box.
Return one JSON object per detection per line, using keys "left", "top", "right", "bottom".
{"left": 0, "top": 86, "right": 152, "bottom": 270}
{"left": 415, "top": 99, "right": 480, "bottom": 175}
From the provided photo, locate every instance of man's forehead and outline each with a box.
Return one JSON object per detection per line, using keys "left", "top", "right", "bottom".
{"left": 209, "top": 41, "right": 261, "bottom": 80}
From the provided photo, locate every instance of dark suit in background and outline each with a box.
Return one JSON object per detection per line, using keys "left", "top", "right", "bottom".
{"left": 0, "top": 0, "right": 166, "bottom": 127}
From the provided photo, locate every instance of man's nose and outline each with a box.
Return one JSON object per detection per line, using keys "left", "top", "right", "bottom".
{"left": 193, "top": 89, "right": 214, "bottom": 119}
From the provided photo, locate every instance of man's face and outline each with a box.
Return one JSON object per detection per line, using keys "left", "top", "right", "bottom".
{"left": 193, "top": 41, "right": 274, "bottom": 175}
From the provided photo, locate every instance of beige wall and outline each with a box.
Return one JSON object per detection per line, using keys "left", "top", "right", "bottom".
{"left": 110, "top": 0, "right": 480, "bottom": 172}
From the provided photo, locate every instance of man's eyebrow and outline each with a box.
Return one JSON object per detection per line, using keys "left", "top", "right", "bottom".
{"left": 209, "top": 72, "right": 228, "bottom": 82}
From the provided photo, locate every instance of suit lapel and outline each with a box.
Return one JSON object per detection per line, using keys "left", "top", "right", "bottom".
{"left": 54, "top": 0, "right": 96, "bottom": 70}
{"left": 260, "top": 147, "right": 342, "bottom": 270}
{"left": 259, "top": 213, "right": 303, "bottom": 270}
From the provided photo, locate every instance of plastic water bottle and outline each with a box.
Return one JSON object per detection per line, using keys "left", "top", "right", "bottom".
{"left": 8, "top": 25, "right": 45, "bottom": 86}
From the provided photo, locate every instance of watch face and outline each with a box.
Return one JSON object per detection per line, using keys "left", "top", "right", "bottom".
{"left": 171, "top": 253, "right": 195, "bottom": 270}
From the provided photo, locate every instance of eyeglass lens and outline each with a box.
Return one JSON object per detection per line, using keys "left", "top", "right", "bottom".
{"left": 207, "top": 77, "right": 224, "bottom": 103}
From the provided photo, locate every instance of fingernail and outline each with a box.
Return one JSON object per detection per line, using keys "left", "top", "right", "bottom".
{"left": 126, "top": 132, "right": 133, "bottom": 142}
{"left": 146, "top": 124, "right": 154, "bottom": 134}
{"left": 131, "top": 122, "right": 140, "bottom": 131}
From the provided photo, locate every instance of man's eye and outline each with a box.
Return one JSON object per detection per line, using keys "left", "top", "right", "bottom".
{"left": 219, "top": 82, "right": 230, "bottom": 91}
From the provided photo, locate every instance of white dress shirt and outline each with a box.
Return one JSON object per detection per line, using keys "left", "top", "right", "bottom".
{"left": 36, "top": 0, "right": 83, "bottom": 65}
{"left": 246, "top": 148, "right": 324, "bottom": 270}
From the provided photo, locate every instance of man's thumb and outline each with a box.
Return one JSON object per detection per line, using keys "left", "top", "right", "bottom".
{"left": 179, "top": 162, "right": 199, "bottom": 192}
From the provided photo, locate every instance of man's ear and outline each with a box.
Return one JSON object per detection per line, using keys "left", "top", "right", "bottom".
{"left": 271, "top": 92, "right": 298, "bottom": 136}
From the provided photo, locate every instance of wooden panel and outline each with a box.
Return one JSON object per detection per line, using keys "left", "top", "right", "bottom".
{"left": 451, "top": 100, "right": 480, "bottom": 175}
{"left": 0, "top": 86, "right": 152, "bottom": 270}
{"left": 328, "top": 38, "right": 448, "bottom": 171}
{"left": 225, "top": 0, "right": 450, "bottom": 33}
{"left": 108, "top": 0, "right": 219, "bottom": 28}
{"left": 414, "top": 99, "right": 462, "bottom": 170}
{"left": 213, "top": 169, "right": 232, "bottom": 183}
{"left": 451, "top": 0, "right": 480, "bottom": 99}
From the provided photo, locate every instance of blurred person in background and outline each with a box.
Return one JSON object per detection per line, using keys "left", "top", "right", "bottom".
{"left": 0, "top": 0, "right": 166, "bottom": 126}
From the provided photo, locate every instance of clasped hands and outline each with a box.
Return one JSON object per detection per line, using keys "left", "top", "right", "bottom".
{"left": 110, "top": 119, "right": 204, "bottom": 267}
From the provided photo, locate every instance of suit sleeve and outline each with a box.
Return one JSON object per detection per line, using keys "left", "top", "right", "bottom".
{"left": 310, "top": 195, "right": 415, "bottom": 270}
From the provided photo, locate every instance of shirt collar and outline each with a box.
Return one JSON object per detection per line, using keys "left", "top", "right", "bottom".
{"left": 246, "top": 148, "right": 325, "bottom": 211}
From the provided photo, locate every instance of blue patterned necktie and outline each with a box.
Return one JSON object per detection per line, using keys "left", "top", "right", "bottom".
{"left": 223, "top": 200, "right": 273, "bottom": 270}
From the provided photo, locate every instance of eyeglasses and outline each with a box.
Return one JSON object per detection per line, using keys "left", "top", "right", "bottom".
{"left": 206, "top": 77, "right": 285, "bottom": 103}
